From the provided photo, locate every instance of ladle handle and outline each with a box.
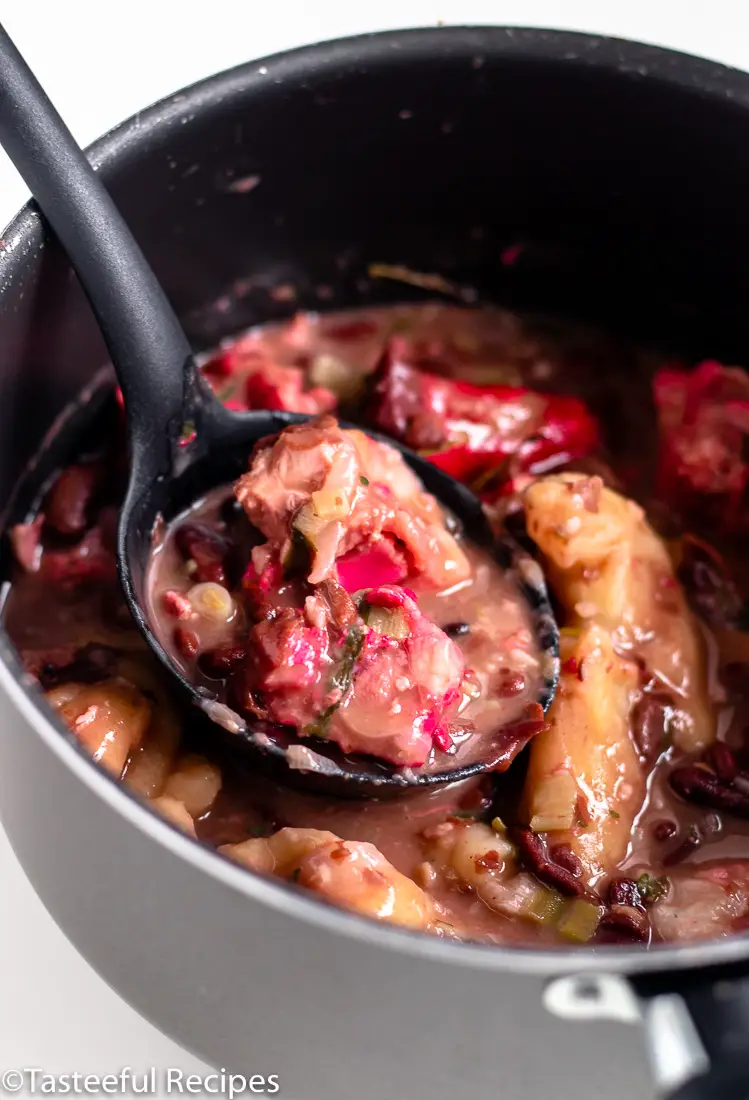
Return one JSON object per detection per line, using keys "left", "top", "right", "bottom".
{"left": 0, "top": 23, "right": 195, "bottom": 463}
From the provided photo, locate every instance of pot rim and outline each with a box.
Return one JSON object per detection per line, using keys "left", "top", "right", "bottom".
{"left": 2, "top": 24, "right": 749, "bottom": 980}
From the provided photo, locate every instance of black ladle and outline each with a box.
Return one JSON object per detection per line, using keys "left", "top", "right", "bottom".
{"left": 0, "top": 25, "right": 559, "bottom": 797}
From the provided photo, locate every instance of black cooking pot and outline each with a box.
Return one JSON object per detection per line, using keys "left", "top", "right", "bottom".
{"left": 0, "top": 26, "right": 748, "bottom": 1100}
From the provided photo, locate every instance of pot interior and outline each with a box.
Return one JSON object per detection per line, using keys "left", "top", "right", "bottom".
{"left": 2, "top": 27, "right": 749, "bottom": 531}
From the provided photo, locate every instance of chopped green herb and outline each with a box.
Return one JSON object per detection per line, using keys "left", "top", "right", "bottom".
{"left": 360, "top": 475, "right": 370, "bottom": 486}
{"left": 306, "top": 624, "right": 365, "bottom": 737}
{"left": 637, "top": 873, "right": 670, "bottom": 905}
{"left": 450, "top": 811, "right": 476, "bottom": 821}
{"left": 609, "top": 810, "right": 620, "bottom": 820}
{"left": 247, "top": 825, "right": 269, "bottom": 838}
{"left": 576, "top": 819, "right": 587, "bottom": 829}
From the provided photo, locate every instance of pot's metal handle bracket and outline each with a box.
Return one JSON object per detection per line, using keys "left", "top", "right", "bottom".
{"left": 545, "top": 971, "right": 749, "bottom": 1099}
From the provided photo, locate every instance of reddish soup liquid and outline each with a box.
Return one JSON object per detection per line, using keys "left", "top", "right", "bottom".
{"left": 6, "top": 301, "right": 749, "bottom": 948}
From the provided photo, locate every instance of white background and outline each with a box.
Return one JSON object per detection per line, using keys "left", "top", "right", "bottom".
{"left": 1, "top": 1, "right": 749, "bottom": 1096}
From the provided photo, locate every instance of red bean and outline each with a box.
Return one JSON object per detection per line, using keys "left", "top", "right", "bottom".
{"left": 608, "top": 877, "right": 643, "bottom": 909}
{"left": 600, "top": 904, "right": 649, "bottom": 942}
{"left": 670, "top": 764, "right": 749, "bottom": 820}
{"left": 198, "top": 643, "right": 248, "bottom": 678}
{"left": 174, "top": 626, "right": 200, "bottom": 660}
{"left": 708, "top": 741, "right": 738, "bottom": 783}
{"left": 509, "top": 827, "right": 592, "bottom": 899}
{"left": 174, "top": 522, "right": 229, "bottom": 585}
{"left": 549, "top": 844, "right": 583, "bottom": 878}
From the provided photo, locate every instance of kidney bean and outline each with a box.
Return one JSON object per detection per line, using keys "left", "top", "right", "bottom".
{"left": 608, "top": 877, "right": 644, "bottom": 910}
{"left": 632, "top": 691, "right": 676, "bottom": 764}
{"left": 174, "top": 522, "right": 229, "bottom": 585}
{"left": 549, "top": 844, "right": 583, "bottom": 878}
{"left": 198, "top": 643, "right": 248, "bottom": 678}
{"left": 174, "top": 626, "right": 200, "bottom": 660}
{"left": 44, "top": 463, "right": 103, "bottom": 537}
{"left": 670, "top": 764, "right": 749, "bottom": 820}
{"left": 600, "top": 904, "right": 650, "bottom": 942}
{"left": 509, "top": 826, "right": 592, "bottom": 899}
{"left": 708, "top": 741, "right": 738, "bottom": 783}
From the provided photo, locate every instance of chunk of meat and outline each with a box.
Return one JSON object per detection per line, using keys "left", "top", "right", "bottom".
{"left": 237, "top": 586, "right": 465, "bottom": 767}
{"left": 328, "top": 588, "right": 465, "bottom": 766}
{"left": 651, "top": 863, "right": 749, "bottom": 942}
{"left": 235, "top": 416, "right": 470, "bottom": 588}
{"left": 521, "top": 625, "right": 643, "bottom": 885}
{"left": 221, "top": 827, "right": 435, "bottom": 931}
{"left": 238, "top": 607, "right": 333, "bottom": 730}
{"left": 203, "top": 346, "right": 337, "bottom": 415}
{"left": 244, "top": 361, "right": 337, "bottom": 415}
{"left": 653, "top": 360, "right": 749, "bottom": 534}
{"left": 524, "top": 473, "right": 714, "bottom": 751}
{"left": 45, "top": 678, "right": 152, "bottom": 778}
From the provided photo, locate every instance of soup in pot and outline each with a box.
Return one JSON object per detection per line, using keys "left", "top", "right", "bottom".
{"left": 6, "top": 300, "right": 749, "bottom": 948}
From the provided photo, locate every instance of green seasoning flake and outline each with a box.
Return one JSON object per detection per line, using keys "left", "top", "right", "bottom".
{"left": 609, "top": 810, "right": 620, "bottom": 820}
{"left": 332, "top": 624, "right": 365, "bottom": 696}
{"left": 307, "top": 624, "right": 365, "bottom": 737}
{"left": 360, "top": 475, "right": 370, "bottom": 486}
{"left": 637, "top": 873, "right": 670, "bottom": 905}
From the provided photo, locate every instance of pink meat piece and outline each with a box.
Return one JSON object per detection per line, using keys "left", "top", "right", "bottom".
{"left": 244, "top": 362, "right": 337, "bottom": 415}
{"left": 234, "top": 416, "right": 471, "bottom": 588}
{"left": 237, "top": 585, "right": 465, "bottom": 768}
{"left": 336, "top": 539, "right": 408, "bottom": 593}
{"left": 327, "top": 586, "right": 465, "bottom": 767}
{"left": 654, "top": 359, "right": 749, "bottom": 532}
{"left": 245, "top": 608, "right": 333, "bottom": 729}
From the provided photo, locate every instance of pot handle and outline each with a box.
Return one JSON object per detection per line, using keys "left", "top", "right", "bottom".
{"left": 636, "top": 972, "right": 749, "bottom": 1098}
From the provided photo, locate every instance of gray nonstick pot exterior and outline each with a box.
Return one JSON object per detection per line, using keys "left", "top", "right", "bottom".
{"left": 1, "top": 27, "right": 749, "bottom": 1100}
